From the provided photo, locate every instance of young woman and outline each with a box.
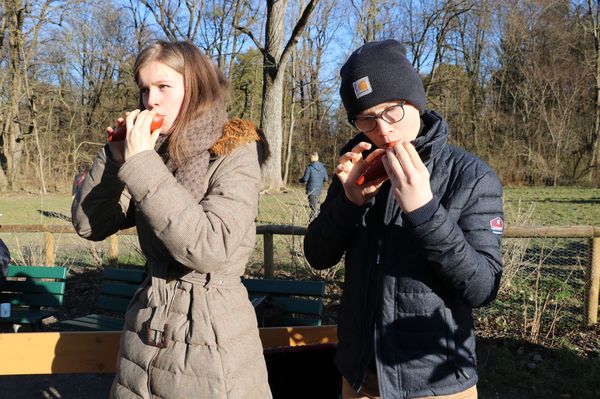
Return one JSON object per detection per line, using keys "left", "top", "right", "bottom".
{"left": 72, "top": 41, "right": 272, "bottom": 399}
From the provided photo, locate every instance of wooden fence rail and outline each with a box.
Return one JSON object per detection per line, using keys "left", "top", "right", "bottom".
{"left": 1, "top": 224, "right": 600, "bottom": 326}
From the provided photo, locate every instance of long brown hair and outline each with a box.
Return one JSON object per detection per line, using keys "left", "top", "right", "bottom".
{"left": 133, "top": 41, "right": 228, "bottom": 165}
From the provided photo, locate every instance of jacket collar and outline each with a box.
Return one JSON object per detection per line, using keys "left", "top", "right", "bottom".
{"left": 412, "top": 110, "right": 448, "bottom": 164}
{"left": 211, "top": 119, "right": 260, "bottom": 158}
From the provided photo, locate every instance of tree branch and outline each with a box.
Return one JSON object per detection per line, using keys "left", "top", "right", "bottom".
{"left": 280, "top": 0, "right": 319, "bottom": 68}
{"left": 234, "top": 24, "right": 268, "bottom": 59}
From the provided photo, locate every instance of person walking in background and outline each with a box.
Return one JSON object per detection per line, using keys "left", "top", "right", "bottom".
{"left": 72, "top": 40, "right": 271, "bottom": 399}
{"left": 304, "top": 40, "right": 503, "bottom": 398}
{"left": 299, "top": 151, "right": 328, "bottom": 220}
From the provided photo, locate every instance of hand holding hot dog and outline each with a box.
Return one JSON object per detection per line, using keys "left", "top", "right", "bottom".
{"left": 336, "top": 141, "right": 387, "bottom": 206}
{"left": 382, "top": 141, "right": 432, "bottom": 212}
{"left": 123, "top": 110, "right": 162, "bottom": 161}
{"left": 106, "top": 115, "right": 127, "bottom": 164}
{"left": 106, "top": 111, "right": 164, "bottom": 163}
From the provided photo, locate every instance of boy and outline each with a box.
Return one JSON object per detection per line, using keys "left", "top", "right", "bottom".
{"left": 304, "top": 40, "right": 503, "bottom": 399}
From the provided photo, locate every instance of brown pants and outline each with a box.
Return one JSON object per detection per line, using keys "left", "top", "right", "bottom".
{"left": 341, "top": 371, "right": 478, "bottom": 399}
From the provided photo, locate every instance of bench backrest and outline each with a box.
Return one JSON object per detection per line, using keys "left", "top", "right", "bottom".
{"left": 1, "top": 265, "right": 67, "bottom": 309}
{"left": 242, "top": 278, "right": 325, "bottom": 327}
{"left": 97, "top": 267, "right": 146, "bottom": 313}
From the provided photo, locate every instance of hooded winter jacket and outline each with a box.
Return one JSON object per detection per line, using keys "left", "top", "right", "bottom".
{"left": 72, "top": 123, "right": 271, "bottom": 399}
{"left": 304, "top": 110, "right": 503, "bottom": 399}
{"left": 299, "top": 161, "right": 328, "bottom": 196}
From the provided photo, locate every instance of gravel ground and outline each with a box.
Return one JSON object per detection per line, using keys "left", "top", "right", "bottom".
{"left": 0, "top": 374, "right": 114, "bottom": 398}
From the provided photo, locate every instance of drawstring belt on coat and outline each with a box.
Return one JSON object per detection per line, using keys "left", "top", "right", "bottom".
{"left": 145, "top": 261, "right": 241, "bottom": 348}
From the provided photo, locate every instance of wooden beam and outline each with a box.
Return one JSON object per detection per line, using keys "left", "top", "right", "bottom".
{"left": 0, "top": 325, "right": 337, "bottom": 376}
{"left": 4, "top": 223, "right": 600, "bottom": 238}
{"left": 0, "top": 331, "right": 121, "bottom": 375}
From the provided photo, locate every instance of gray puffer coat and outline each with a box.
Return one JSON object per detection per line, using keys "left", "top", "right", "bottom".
{"left": 299, "top": 161, "right": 328, "bottom": 196}
{"left": 72, "top": 123, "right": 272, "bottom": 399}
{"left": 304, "top": 110, "right": 503, "bottom": 399}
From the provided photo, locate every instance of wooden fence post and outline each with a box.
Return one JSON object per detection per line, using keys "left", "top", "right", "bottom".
{"left": 108, "top": 235, "right": 119, "bottom": 268}
{"left": 587, "top": 237, "right": 600, "bottom": 326}
{"left": 44, "top": 232, "right": 55, "bottom": 266}
{"left": 264, "top": 233, "right": 273, "bottom": 278}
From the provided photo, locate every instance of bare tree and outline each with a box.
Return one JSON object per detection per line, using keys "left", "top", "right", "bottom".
{"left": 138, "top": 0, "right": 203, "bottom": 40}
{"left": 581, "top": 0, "right": 600, "bottom": 182}
{"left": 237, "top": 0, "right": 319, "bottom": 190}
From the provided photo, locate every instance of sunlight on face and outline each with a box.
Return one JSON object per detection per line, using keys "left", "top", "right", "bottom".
{"left": 137, "top": 61, "right": 185, "bottom": 133}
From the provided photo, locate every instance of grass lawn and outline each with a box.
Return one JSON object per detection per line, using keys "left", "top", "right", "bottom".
{"left": 503, "top": 186, "right": 600, "bottom": 226}
{"left": 3, "top": 185, "right": 600, "bottom": 226}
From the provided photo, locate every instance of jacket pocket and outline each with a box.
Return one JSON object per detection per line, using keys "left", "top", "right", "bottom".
{"left": 442, "top": 307, "right": 470, "bottom": 380}
{"left": 186, "top": 283, "right": 218, "bottom": 346}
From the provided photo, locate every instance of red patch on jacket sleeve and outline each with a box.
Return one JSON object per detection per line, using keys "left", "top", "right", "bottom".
{"left": 490, "top": 217, "right": 504, "bottom": 235}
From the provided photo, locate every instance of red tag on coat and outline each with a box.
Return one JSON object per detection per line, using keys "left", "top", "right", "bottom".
{"left": 490, "top": 217, "right": 504, "bottom": 235}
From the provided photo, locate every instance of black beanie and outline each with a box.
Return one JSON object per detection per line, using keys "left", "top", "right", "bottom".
{"left": 339, "top": 40, "right": 426, "bottom": 119}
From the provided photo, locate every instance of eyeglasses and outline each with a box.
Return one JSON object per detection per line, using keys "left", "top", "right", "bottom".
{"left": 351, "top": 101, "right": 406, "bottom": 133}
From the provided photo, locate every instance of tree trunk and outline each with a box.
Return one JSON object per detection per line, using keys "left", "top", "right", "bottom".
{"left": 4, "top": 0, "right": 24, "bottom": 189}
{"left": 590, "top": 0, "right": 600, "bottom": 184}
{"left": 260, "top": 71, "right": 286, "bottom": 190}
{"left": 283, "top": 53, "right": 296, "bottom": 185}
{"left": 259, "top": 0, "right": 286, "bottom": 190}
{"left": 258, "top": 0, "right": 318, "bottom": 191}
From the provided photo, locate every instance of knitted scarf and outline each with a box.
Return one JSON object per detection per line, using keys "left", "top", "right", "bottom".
{"left": 154, "top": 103, "right": 228, "bottom": 202}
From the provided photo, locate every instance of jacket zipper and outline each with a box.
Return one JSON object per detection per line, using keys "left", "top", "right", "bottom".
{"left": 375, "top": 239, "right": 384, "bottom": 265}
{"left": 372, "top": 239, "right": 384, "bottom": 395}
{"left": 146, "top": 280, "right": 180, "bottom": 396}
{"left": 354, "top": 239, "right": 385, "bottom": 393}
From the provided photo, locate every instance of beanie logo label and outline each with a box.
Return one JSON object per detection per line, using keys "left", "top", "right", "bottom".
{"left": 353, "top": 76, "right": 372, "bottom": 99}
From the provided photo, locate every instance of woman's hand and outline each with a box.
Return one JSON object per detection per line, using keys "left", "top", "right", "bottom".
{"left": 106, "top": 116, "right": 126, "bottom": 164}
{"left": 382, "top": 141, "right": 433, "bottom": 212}
{"left": 124, "top": 109, "right": 162, "bottom": 161}
{"left": 336, "top": 142, "right": 386, "bottom": 206}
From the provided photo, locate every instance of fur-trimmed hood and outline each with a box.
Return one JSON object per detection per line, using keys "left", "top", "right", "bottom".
{"left": 211, "top": 119, "right": 261, "bottom": 157}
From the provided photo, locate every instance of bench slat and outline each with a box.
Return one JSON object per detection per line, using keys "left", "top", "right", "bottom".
{"left": 2, "top": 280, "right": 66, "bottom": 295}
{"left": 97, "top": 295, "right": 132, "bottom": 313}
{"left": 242, "top": 279, "right": 324, "bottom": 297}
{"left": 279, "top": 316, "right": 322, "bottom": 326}
{"left": 59, "top": 315, "right": 124, "bottom": 331}
{"left": 6, "top": 265, "right": 67, "bottom": 279}
{"left": 243, "top": 278, "right": 325, "bottom": 327}
{"left": 99, "top": 282, "right": 139, "bottom": 298}
{"left": 103, "top": 268, "right": 145, "bottom": 283}
{"left": 1, "top": 294, "right": 64, "bottom": 307}
{"left": 270, "top": 297, "right": 323, "bottom": 316}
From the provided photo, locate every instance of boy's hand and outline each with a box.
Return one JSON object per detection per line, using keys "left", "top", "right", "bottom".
{"left": 382, "top": 141, "right": 433, "bottom": 212}
{"left": 336, "top": 142, "right": 386, "bottom": 206}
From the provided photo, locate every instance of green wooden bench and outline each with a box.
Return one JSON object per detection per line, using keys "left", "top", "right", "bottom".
{"left": 0, "top": 265, "right": 67, "bottom": 330}
{"left": 57, "top": 267, "right": 146, "bottom": 331}
{"left": 242, "top": 278, "right": 325, "bottom": 327}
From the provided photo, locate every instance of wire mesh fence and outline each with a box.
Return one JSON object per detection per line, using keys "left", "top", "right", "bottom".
{"left": 475, "top": 237, "right": 591, "bottom": 347}
{"left": 245, "top": 224, "right": 600, "bottom": 349}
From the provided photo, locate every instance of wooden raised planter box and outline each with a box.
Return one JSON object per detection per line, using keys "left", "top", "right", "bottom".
{"left": 0, "top": 325, "right": 340, "bottom": 398}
